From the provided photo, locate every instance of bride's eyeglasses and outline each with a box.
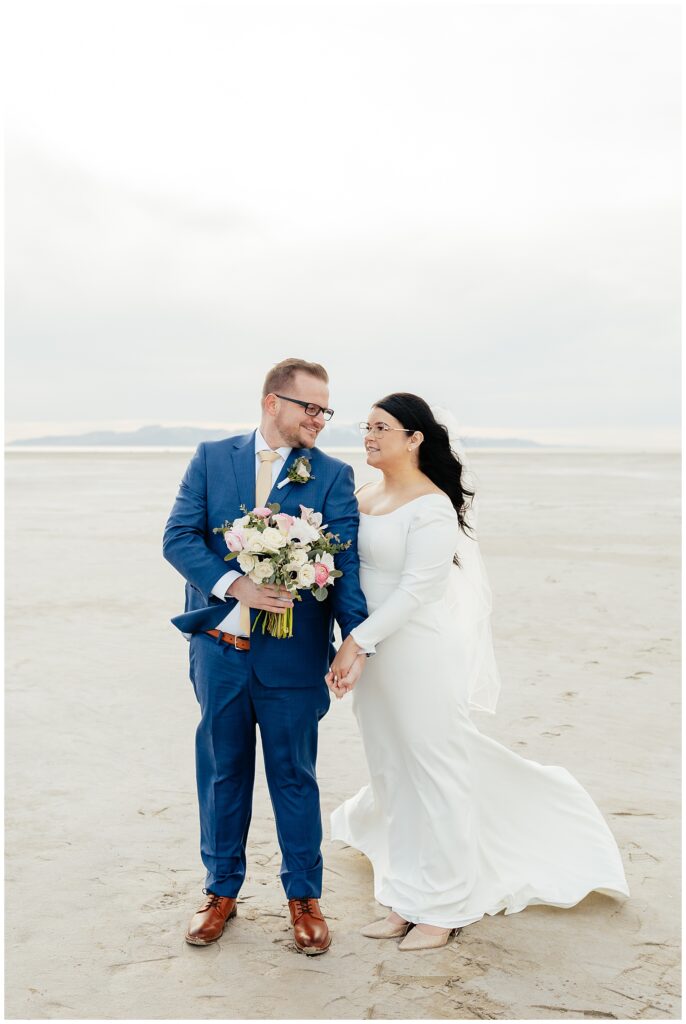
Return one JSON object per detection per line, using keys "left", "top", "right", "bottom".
{"left": 359, "top": 422, "right": 411, "bottom": 439}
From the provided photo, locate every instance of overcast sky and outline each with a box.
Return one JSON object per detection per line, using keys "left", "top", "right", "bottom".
{"left": 5, "top": 1, "right": 681, "bottom": 447}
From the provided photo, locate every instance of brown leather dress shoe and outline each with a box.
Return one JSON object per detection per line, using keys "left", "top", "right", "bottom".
{"left": 288, "top": 897, "right": 331, "bottom": 955}
{"left": 185, "top": 890, "right": 237, "bottom": 946}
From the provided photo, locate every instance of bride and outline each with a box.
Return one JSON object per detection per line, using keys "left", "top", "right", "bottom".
{"left": 327, "top": 392, "right": 630, "bottom": 951}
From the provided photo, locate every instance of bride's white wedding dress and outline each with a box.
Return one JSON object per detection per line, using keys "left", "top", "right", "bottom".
{"left": 330, "top": 494, "right": 630, "bottom": 928}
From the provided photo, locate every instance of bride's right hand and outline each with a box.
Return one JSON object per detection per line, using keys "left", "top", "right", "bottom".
{"left": 326, "top": 649, "right": 364, "bottom": 698}
{"left": 329, "top": 634, "right": 363, "bottom": 680}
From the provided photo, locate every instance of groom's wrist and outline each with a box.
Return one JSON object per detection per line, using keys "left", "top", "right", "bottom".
{"left": 213, "top": 569, "right": 241, "bottom": 601}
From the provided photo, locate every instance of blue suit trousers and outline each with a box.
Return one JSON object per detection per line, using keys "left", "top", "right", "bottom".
{"left": 189, "top": 631, "right": 330, "bottom": 899}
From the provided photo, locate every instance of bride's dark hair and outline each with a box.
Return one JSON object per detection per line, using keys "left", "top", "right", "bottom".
{"left": 373, "top": 392, "right": 475, "bottom": 538}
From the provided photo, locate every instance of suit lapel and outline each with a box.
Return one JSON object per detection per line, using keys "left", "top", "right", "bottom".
{"left": 231, "top": 431, "right": 257, "bottom": 510}
{"left": 268, "top": 447, "right": 307, "bottom": 507}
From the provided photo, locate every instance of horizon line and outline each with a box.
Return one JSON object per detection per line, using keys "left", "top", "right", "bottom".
{"left": 4, "top": 418, "right": 681, "bottom": 450}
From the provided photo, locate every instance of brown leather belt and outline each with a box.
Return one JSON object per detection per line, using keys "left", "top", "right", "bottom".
{"left": 205, "top": 629, "right": 250, "bottom": 651}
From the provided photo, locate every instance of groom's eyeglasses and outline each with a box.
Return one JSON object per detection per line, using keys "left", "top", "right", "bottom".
{"left": 274, "top": 394, "right": 334, "bottom": 420}
{"left": 359, "top": 422, "right": 412, "bottom": 439}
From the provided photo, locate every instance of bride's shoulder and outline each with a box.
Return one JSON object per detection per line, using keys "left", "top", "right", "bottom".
{"left": 414, "top": 483, "right": 447, "bottom": 500}
{"left": 415, "top": 490, "right": 454, "bottom": 509}
{"left": 354, "top": 481, "right": 379, "bottom": 513}
{"left": 410, "top": 476, "right": 452, "bottom": 502}
{"left": 354, "top": 481, "right": 374, "bottom": 497}
{"left": 408, "top": 491, "right": 457, "bottom": 525}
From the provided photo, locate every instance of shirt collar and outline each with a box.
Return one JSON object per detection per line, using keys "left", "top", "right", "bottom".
{"left": 254, "top": 428, "right": 291, "bottom": 462}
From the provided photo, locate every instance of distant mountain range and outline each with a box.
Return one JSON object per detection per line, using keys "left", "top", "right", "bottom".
{"left": 7, "top": 424, "right": 544, "bottom": 448}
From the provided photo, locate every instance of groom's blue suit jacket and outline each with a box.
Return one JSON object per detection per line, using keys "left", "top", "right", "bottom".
{"left": 163, "top": 431, "right": 369, "bottom": 688}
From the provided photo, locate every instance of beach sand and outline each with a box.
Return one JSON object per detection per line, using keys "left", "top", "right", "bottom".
{"left": 5, "top": 449, "right": 681, "bottom": 1020}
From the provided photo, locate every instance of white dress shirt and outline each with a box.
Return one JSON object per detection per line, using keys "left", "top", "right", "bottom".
{"left": 211, "top": 430, "right": 291, "bottom": 635}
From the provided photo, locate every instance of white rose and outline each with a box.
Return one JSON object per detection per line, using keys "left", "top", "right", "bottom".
{"left": 243, "top": 529, "right": 266, "bottom": 553}
{"left": 237, "top": 551, "right": 256, "bottom": 574}
{"left": 296, "top": 462, "right": 310, "bottom": 478}
{"left": 260, "top": 526, "right": 288, "bottom": 553}
{"left": 250, "top": 559, "right": 274, "bottom": 583}
{"left": 297, "top": 562, "right": 316, "bottom": 588}
{"left": 289, "top": 548, "right": 308, "bottom": 567}
{"left": 232, "top": 514, "right": 250, "bottom": 529}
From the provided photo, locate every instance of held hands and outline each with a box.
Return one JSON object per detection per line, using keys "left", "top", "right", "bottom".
{"left": 325, "top": 634, "right": 366, "bottom": 699}
{"left": 227, "top": 576, "right": 294, "bottom": 614}
{"left": 227, "top": 577, "right": 363, "bottom": 693}
{"left": 327, "top": 654, "right": 364, "bottom": 699}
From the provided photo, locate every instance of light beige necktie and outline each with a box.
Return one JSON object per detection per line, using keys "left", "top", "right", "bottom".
{"left": 239, "top": 449, "right": 281, "bottom": 634}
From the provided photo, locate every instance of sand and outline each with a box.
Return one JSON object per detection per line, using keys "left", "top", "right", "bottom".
{"left": 4, "top": 449, "right": 681, "bottom": 1020}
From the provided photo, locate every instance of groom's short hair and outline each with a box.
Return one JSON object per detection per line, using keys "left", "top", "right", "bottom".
{"left": 262, "top": 358, "right": 329, "bottom": 398}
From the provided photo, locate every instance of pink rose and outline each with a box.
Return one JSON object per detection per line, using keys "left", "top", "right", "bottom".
{"left": 225, "top": 531, "right": 244, "bottom": 552}
{"left": 252, "top": 506, "right": 272, "bottom": 518}
{"left": 314, "top": 561, "right": 331, "bottom": 587}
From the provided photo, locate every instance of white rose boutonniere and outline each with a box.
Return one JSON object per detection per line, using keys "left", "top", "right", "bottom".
{"left": 277, "top": 456, "right": 314, "bottom": 489}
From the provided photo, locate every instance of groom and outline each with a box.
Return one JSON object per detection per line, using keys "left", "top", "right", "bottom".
{"left": 163, "top": 358, "right": 369, "bottom": 954}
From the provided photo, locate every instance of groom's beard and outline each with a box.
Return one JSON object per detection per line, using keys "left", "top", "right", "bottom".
{"left": 280, "top": 423, "right": 322, "bottom": 448}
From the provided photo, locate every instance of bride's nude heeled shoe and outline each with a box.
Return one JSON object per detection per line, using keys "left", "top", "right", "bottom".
{"left": 360, "top": 916, "right": 411, "bottom": 939}
{"left": 398, "top": 926, "right": 460, "bottom": 951}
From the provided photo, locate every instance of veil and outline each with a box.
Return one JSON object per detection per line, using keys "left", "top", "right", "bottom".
{"left": 432, "top": 407, "right": 502, "bottom": 715}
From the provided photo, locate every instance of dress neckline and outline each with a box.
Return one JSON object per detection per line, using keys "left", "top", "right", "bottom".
{"left": 359, "top": 493, "right": 451, "bottom": 518}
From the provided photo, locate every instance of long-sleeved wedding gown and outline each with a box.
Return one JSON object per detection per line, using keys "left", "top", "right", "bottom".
{"left": 330, "top": 494, "right": 629, "bottom": 928}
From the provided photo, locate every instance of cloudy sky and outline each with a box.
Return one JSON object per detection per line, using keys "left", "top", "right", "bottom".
{"left": 5, "top": 0, "right": 681, "bottom": 447}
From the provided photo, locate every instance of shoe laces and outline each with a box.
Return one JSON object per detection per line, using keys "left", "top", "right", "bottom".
{"left": 201, "top": 888, "right": 224, "bottom": 911}
{"left": 293, "top": 897, "right": 316, "bottom": 920}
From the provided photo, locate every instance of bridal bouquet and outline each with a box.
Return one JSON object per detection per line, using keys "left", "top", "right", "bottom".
{"left": 213, "top": 503, "right": 350, "bottom": 638}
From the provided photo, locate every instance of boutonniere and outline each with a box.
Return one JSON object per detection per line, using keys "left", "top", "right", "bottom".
{"left": 277, "top": 455, "right": 315, "bottom": 489}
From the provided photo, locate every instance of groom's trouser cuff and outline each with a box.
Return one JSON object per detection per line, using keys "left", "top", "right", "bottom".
{"left": 280, "top": 855, "right": 324, "bottom": 899}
